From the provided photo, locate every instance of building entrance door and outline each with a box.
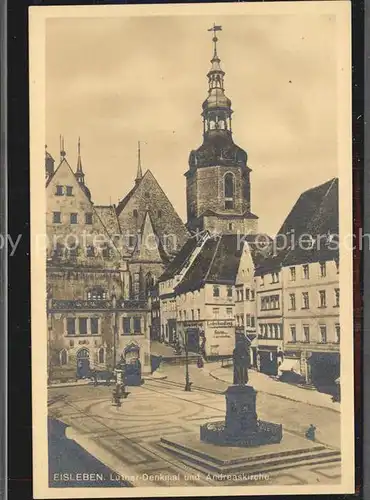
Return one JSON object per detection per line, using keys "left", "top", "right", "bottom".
{"left": 76, "top": 348, "right": 90, "bottom": 378}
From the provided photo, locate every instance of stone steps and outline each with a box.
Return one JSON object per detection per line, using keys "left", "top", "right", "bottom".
{"left": 158, "top": 437, "right": 341, "bottom": 477}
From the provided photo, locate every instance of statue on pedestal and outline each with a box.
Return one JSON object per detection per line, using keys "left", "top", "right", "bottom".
{"left": 233, "top": 339, "right": 250, "bottom": 386}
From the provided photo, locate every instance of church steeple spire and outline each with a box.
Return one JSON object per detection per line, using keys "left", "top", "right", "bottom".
{"left": 135, "top": 141, "right": 143, "bottom": 184}
{"left": 75, "top": 137, "right": 85, "bottom": 185}
{"left": 201, "top": 25, "right": 234, "bottom": 138}
{"left": 188, "top": 25, "right": 248, "bottom": 170}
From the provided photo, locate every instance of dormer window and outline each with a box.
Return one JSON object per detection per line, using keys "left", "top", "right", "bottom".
{"left": 66, "top": 186, "right": 73, "bottom": 196}
{"left": 133, "top": 209, "right": 138, "bottom": 218}
{"left": 85, "top": 213, "right": 93, "bottom": 224}
{"left": 55, "top": 185, "right": 64, "bottom": 196}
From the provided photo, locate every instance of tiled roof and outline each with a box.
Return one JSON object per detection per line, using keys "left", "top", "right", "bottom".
{"left": 116, "top": 185, "right": 138, "bottom": 215}
{"left": 255, "top": 178, "right": 339, "bottom": 274}
{"left": 158, "top": 237, "right": 199, "bottom": 281}
{"left": 174, "top": 234, "right": 262, "bottom": 294}
{"left": 93, "top": 205, "right": 121, "bottom": 237}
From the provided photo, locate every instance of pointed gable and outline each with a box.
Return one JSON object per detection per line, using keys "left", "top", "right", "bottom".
{"left": 117, "top": 169, "right": 189, "bottom": 257}
{"left": 132, "top": 211, "right": 166, "bottom": 263}
{"left": 46, "top": 158, "right": 125, "bottom": 262}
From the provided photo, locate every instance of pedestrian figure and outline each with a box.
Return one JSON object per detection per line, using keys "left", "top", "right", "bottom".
{"left": 197, "top": 356, "right": 204, "bottom": 369}
{"left": 305, "top": 424, "right": 316, "bottom": 441}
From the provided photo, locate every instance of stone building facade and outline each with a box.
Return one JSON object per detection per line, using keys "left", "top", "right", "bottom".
{"left": 45, "top": 141, "right": 152, "bottom": 382}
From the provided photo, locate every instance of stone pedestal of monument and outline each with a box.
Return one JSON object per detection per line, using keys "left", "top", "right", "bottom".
{"left": 200, "top": 384, "right": 282, "bottom": 447}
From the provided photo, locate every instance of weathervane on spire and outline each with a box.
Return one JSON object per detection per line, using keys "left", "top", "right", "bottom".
{"left": 208, "top": 23, "right": 222, "bottom": 57}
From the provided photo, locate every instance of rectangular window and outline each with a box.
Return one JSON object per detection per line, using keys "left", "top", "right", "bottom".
{"left": 334, "top": 288, "right": 340, "bottom": 307}
{"left": 236, "top": 290, "right": 240, "bottom": 302}
{"left": 261, "top": 297, "right": 267, "bottom": 311}
{"left": 320, "top": 325, "right": 327, "bottom": 343}
{"left": 79, "top": 317, "right": 88, "bottom": 335}
{"left": 53, "top": 211, "right": 61, "bottom": 224}
{"left": 290, "top": 325, "right": 297, "bottom": 343}
{"left": 227, "top": 286, "right": 233, "bottom": 297}
{"left": 290, "top": 267, "right": 296, "bottom": 281}
{"left": 85, "top": 212, "right": 93, "bottom": 224}
{"left": 251, "top": 316, "right": 255, "bottom": 328}
{"left": 55, "top": 185, "right": 64, "bottom": 196}
{"left": 289, "top": 293, "right": 296, "bottom": 310}
{"left": 319, "top": 290, "right": 327, "bottom": 308}
{"left": 123, "top": 317, "right": 131, "bottom": 334}
{"left": 191, "top": 309, "right": 194, "bottom": 320}
{"left": 226, "top": 307, "right": 233, "bottom": 318}
{"left": 320, "top": 262, "right": 326, "bottom": 278}
{"left": 240, "top": 290, "right": 244, "bottom": 301}
{"left": 66, "top": 318, "right": 75, "bottom": 335}
{"left": 133, "top": 317, "right": 141, "bottom": 333}
{"left": 212, "top": 308, "right": 219, "bottom": 319}
{"left": 66, "top": 186, "right": 73, "bottom": 196}
{"left": 91, "top": 318, "right": 99, "bottom": 335}
{"left": 70, "top": 213, "right": 78, "bottom": 224}
{"left": 303, "top": 264, "right": 310, "bottom": 280}
{"left": 250, "top": 290, "right": 255, "bottom": 301}
{"left": 272, "top": 294, "right": 280, "bottom": 309}
{"left": 335, "top": 323, "right": 340, "bottom": 343}
{"left": 271, "top": 272, "right": 279, "bottom": 283}
{"left": 246, "top": 314, "right": 251, "bottom": 327}
{"left": 245, "top": 288, "right": 250, "bottom": 300}
{"left": 213, "top": 286, "right": 220, "bottom": 297}
{"left": 302, "top": 292, "right": 309, "bottom": 309}
{"left": 303, "top": 325, "right": 310, "bottom": 343}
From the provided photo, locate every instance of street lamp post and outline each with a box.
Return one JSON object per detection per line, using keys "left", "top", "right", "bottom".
{"left": 184, "top": 329, "right": 192, "bottom": 392}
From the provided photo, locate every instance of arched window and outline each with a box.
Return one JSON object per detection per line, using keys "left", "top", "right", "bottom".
{"left": 98, "top": 347, "right": 105, "bottom": 364}
{"left": 224, "top": 173, "right": 235, "bottom": 209}
{"left": 60, "top": 349, "right": 68, "bottom": 365}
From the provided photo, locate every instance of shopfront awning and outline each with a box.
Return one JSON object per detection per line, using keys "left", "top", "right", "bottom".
{"left": 278, "top": 358, "right": 301, "bottom": 374}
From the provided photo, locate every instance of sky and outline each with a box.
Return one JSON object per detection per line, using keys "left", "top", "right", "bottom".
{"left": 45, "top": 12, "right": 340, "bottom": 237}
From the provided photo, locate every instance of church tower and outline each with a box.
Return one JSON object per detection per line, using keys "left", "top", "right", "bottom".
{"left": 186, "top": 25, "right": 258, "bottom": 235}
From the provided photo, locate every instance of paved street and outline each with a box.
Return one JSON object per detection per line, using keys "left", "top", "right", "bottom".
{"left": 48, "top": 364, "right": 341, "bottom": 489}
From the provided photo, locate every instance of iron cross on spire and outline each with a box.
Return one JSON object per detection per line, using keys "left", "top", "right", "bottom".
{"left": 208, "top": 23, "right": 222, "bottom": 57}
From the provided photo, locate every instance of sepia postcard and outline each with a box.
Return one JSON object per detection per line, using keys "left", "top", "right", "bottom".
{"left": 29, "top": 2, "right": 354, "bottom": 498}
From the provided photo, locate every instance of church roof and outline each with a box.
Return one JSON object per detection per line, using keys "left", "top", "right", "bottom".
{"left": 94, "top": 205, "right": 121, "bottom": 237}
{"left": 188, "top": 131, "right": 248, "bottom": 170}
{"left": 131, "top": 211, "right": 169, "bottom": 263}
{"left": 159, "top": 237, "right": 199, "bottom": 281}
{"left": 174, "top": 234, "right": 262, "bottom": 294}
{"left": 255, "top": 178, "right": 339, "bottom": 275}
{"left": 116, "top": 169, "right": 189, "bottom": 257}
